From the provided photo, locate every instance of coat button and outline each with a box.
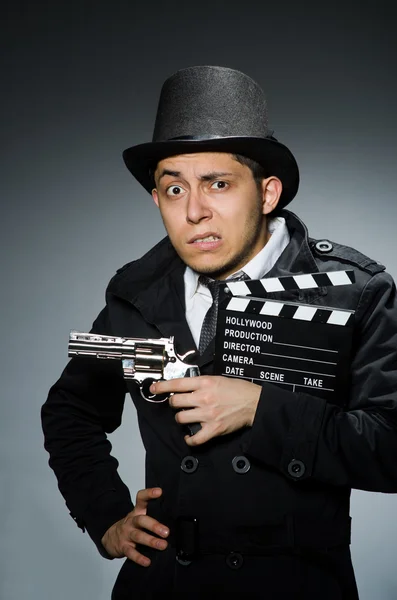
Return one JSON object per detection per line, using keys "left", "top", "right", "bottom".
{"left": 226, "top": 552, "right": 244, "bottom": 570}
{"left": 232, "top": 455, "right": 251, "bottom": 474}
{"left": 287, "top": 459, "right": 306, "bottom": 478}
{"left": 315, "top": 240, "right": 333, "bottom": 254}
{"left": 181, "top": 456, "right": 199, "bottom": 473}
{"left": 176, "top": 555, "right": 192, "bottom": 566}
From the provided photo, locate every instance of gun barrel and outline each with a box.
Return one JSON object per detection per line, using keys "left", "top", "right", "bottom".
{"left": 68, "top": 340, "right": 136, "bottom": 359}
{"left": 68, "top": 332, "right": 169, "bottom": 368}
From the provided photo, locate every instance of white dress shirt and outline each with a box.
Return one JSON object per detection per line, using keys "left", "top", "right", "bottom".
{"left": 184, "top": 216, "right": 290, "bottom": 347}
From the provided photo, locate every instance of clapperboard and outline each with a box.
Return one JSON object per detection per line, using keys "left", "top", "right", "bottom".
{"left": 213, "top": 270, "right": 355, "bottom": 402}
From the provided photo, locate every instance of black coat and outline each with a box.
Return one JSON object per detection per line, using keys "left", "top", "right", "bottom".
{"left": 42, "top": 211, "right": 397, "bottom": 599}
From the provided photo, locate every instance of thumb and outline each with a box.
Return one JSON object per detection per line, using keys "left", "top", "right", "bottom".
{"left": 135, "top": 487, "right": 162, "bottom": 510}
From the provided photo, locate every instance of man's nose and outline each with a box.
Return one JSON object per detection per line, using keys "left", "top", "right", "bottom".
{"left": 186, "top": 189, "right": 212, "bottom": 224}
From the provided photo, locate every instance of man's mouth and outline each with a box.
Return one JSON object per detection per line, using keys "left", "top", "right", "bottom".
{"left": 189, "top": 232, "right": 221, "bottom": 243}
{"left": 192, "top": 235, "right": 220, "bottom": 243}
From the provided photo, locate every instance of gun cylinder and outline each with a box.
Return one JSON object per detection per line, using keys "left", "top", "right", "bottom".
{"left": 135, "top": 352, "right": 164, "bottom": 373}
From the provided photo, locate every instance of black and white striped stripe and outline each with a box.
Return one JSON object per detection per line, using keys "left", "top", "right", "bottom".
{"left": 223, "top": 297, "right": 354, "bottom": 327}
{"left": 225, "top": 270, "right": 355, "bottom": 297}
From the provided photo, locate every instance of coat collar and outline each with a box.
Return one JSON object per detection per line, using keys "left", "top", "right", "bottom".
{"left": 106, "top": 210, "right": 321, "bottom": 363}
{"left": 266, "top": 209, "right": 320, "bottom": 277}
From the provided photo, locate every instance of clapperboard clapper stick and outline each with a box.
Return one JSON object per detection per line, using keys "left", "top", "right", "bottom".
{"left": 214, "top": 270, "right": 355, "bottom": 403}
{"left": 224, "top": 270, "right": 355, "bottom": 296}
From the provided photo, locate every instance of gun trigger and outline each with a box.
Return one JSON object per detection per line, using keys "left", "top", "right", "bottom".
{"left": 140, "top": 378, "right": 169, "bottom": 403}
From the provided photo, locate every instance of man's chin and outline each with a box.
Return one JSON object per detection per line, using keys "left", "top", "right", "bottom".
{"left": 185, "top": 259, "right": 236, "bottom": 280}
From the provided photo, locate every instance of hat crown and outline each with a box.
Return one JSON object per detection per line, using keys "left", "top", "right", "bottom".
{"left": 152, "top": 65, "right": 271, "bottom": 142}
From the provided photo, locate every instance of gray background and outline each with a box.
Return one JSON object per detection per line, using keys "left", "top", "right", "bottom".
{"left": 2, "top": 1, "right": 396, "bottom": 598}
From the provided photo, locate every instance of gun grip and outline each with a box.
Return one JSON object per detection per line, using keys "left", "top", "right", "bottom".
{"left": 185, "top": 366, "right": 200, "bottom": 377}
{"left": 183, "top": 366, "right": 201, "bottom": 435}
{"left": 185, "top": 422, "right": 202, "bottom": 436}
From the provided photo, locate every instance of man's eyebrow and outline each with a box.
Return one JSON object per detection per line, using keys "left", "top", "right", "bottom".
{"left": 156, "top": 169, "right": 236, "bottom": 183}
{"left": 157, "top": 169, "right": 181, "bottom": 181}
{"left": 199, "top": 171, "right": 235, "bottom": 181}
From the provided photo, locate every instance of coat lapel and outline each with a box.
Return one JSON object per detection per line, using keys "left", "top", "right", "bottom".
{"left": 134, "top": 265, "right": 198, "bottom": 359}
{"left": 108, "top": 240, "right": 198, "bottom": 360}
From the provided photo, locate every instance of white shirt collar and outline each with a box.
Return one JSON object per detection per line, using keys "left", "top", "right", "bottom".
{"left": 184, "top": 216, "right": 290, "bottom": 299}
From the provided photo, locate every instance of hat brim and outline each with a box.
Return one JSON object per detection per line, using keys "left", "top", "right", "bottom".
{"left": 123, "top": 136, "right": 299, "bottom": 209}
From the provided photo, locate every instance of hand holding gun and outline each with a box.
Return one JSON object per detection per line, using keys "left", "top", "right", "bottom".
{"left": 68, "top": 331, "right": 201, "bottom": 436}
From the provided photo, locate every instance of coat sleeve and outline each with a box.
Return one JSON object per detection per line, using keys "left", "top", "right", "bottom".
{"left": 41, "top": 307, "right": 134, "bottom": 558}
{"left": 244, "top": 271, "right": 397, "bottom": 492}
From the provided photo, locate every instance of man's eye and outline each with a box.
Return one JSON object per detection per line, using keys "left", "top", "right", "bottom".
{"left": 211, "top": 181, "right": 228, "bottom": 190}
{"left": 166, "top": 185, "right": 185, "bottom": 196}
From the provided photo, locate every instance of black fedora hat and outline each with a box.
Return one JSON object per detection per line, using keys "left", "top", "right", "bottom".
{"left": 123, "top": 66, "right": 299, "bottom": 208}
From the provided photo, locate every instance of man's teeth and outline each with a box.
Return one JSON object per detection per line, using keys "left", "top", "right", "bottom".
{"left": 194, "top": 235, "right": 219, "bottom": 243}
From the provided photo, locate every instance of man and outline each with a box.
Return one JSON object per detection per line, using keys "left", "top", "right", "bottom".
{"left": 42, "top": 66, "right": 397, "bottom": 599}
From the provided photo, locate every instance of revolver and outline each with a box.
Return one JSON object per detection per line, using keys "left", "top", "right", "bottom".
{"left": 68, "top": 331, "right": 201, "bottom": 435}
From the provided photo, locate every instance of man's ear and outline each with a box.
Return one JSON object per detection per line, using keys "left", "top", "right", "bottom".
{"left": 261, "top": 177, "right": 283, "bottom": 215}
{"left": 152, "top": 188, "right": 159, "bottom": 208}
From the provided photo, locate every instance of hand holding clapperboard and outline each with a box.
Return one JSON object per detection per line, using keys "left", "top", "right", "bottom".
{"left": 214, "top": 270, "right": 355, "bottom": 404}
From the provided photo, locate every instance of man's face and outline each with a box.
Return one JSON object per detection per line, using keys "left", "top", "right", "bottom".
{"left": 152, "top": 152, "right": 278, "bottom": 279}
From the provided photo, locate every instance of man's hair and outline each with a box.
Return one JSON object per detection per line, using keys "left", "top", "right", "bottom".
{"left": 150, "top": 153, "right": 268, "bottom": 190}
{"left": 232, "top": 154, "right": 269, "bottom": 190}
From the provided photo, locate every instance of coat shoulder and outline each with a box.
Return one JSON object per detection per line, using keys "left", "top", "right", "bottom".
{"left": 309, "top": 237, "right": 386, "bottom": 276}
{"left": 115, "top": 259, "right": 137, "bottom": 276}
{"left": 114, "top": 237, "right": 174, "bottom": 276}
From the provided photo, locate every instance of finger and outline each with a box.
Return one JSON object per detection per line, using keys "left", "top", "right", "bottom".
{"left": 129, "top": 527, "right": 169, "bottom": 550}
{"left": 175, "top": 407, "right": 204, "bottom": 425}
{"left": 150, "top": 376, "right": 205, "bottom": 395}
{"left": 132, "top": 514, "right": 170, "bottom": 538}
{"left": 184, "top": 426, "right": 213, "bottom": 446}
{"left": 121, "top": 543, "right": 152, "bottom": 567}
{"left": 169, "top": 393, "right": 199, "bottom": 409}
{"left": 135, "top": 487, "right": 162, "bottom": 509}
